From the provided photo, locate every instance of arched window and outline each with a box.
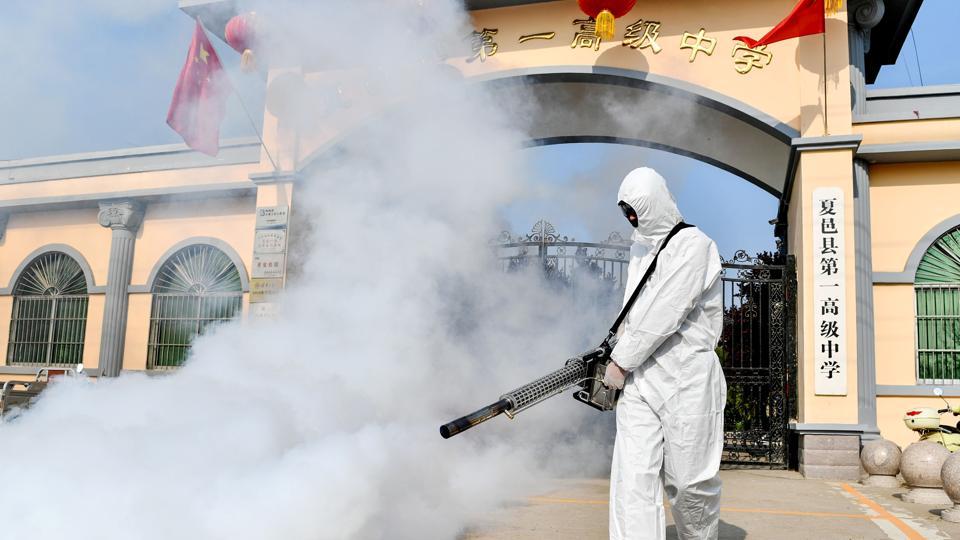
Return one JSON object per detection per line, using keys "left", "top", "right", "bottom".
{"left": 916, "top": 227, "right": 960, "bottom": 383}
{"left": 7, "top": 252, "right": 89, "bottom": 366}
{"left": 147, "top": 244, "right": 243, "bottom": 369}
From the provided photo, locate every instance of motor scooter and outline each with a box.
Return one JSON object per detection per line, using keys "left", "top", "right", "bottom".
{"left": 904, "top": 388, "right": 960, "bottom": 452}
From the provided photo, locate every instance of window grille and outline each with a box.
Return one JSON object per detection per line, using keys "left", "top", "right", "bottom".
{"left": 147, "top": 245, "right": 243, "bottom": 370}
{"left": 7, "top": 252, "right": 89, "bottom": 366}
{"left": 916, "top": 228, "right": 960, "bottom": 383}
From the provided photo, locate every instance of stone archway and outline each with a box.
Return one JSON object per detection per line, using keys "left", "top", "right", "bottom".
{"left": 301, "top": 67, "right": 797, "bottom": 192}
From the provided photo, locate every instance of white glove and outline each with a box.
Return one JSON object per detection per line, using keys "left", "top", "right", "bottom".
{"left": 602, "top": 361, "right": 628, "bottom": 390}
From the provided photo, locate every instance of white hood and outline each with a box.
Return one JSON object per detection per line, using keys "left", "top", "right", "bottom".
{"left": 616, "top": 167, "right": 683, "bottom": 248}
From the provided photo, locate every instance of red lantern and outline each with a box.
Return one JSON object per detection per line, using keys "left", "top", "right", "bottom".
{"left": 577, "top": 0, "right": 637, "bottom": 40}
{"left": 225, "top": 12, "right": 258, "bottom": 72}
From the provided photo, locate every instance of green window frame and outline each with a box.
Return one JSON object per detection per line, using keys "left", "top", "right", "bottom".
{"left": 916, "top": 227, "right": 960, "bottom": 383}
{"left": 147, "top": 244, "right": 243, "bottom": 370}
{"left": 7, "top": 252, "right": 89, "bottom": 366}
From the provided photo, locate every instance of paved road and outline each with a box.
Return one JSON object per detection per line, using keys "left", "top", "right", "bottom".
{"left": 463, "top": 470, "right": 960, "bottom": 539}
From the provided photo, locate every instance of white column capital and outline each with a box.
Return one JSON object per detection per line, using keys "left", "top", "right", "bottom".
{"left": 98, "top": 200, "right": 144, "bottom": 232}
{"left": 849, "top": 0, "right": 886, "bottom": 52}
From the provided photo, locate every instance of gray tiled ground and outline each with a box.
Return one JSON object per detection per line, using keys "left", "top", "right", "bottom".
{"left": 463, "top": 470, "right": 960, "bottom": 539}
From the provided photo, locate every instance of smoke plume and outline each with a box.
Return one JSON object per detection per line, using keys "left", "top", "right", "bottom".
{"left": 0, "top": 1, "right": 616, "bottom": 538}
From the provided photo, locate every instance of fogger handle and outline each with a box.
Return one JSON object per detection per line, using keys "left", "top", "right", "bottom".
{"left": 439, "top": 398, "right": 512, "bottom": 439}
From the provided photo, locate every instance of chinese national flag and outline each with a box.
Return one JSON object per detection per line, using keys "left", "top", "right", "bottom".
{"left": 166, "top": 20, "right": 231, "bottom": 156}
{"left": 734, "top": 0, "right": 826, "bottom": 48}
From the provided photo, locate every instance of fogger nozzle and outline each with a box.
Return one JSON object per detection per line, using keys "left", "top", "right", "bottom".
{"left": 439, "top": 398, "right": 512, "bottom": 439}
{"left": 440, "top": 359, "right": 588, "bottom": 439}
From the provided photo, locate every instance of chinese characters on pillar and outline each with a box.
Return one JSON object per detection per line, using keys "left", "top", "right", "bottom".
{"left": 813, "top": 188, "right": 847, "bottom": 396}
{"left": 466, "top": 13, "right": 772, "bottom": 74}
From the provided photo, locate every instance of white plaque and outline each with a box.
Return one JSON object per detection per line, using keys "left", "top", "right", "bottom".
{"left": 255, "top": 206, "right": 289, "bottom": 229}
{"left": 252, "top": 253, "right": 286, "bottom": 279}
{"left": 254, "top": 230, "right": 287, "bottom": 254}
{"left": 813, "top": 187, "right": 846, "bottom": 396}
{"left": 249, "top": 302, "right": 280, "bottom": 320}
{"left": 249, "top": 277, "right": 284, "bottom": 303}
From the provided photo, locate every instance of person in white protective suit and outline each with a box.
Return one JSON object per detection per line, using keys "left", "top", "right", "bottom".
{"left": 601, "top": 167, "right": 727, "bottom": 540}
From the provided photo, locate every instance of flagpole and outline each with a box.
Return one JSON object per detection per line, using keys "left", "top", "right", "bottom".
{"left": 199, "top": 18, "right": 280, "bottom": 173}
{"left": 822, "top": 29, "right": 829, "bottom": 135}
{"left": 227, "top": 70, "right": 281, "bottom": 173}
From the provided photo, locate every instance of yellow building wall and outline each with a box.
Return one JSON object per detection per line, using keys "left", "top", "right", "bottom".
{"left": 0, "top": 195, "right": 256, "bottom": 372}
{"left": 129, "top": 196, "right": 256, "bottom": 286}
{"left": 873, "top": 284, "right": 916, "bottom": 386}
{"left": 123, "top": 294, "right": 152, "bottom": 372}
{"left": 788, "top": 163, "right": 807, "bottom": 420}
{"left": 870, "top": 161, "right": 960, "bottom": 444}
{"left": 465, "top": 0, "right": 804, "bottom": 124}
{"left": 858, "top": 118, "right": 960, "bottom": 146}
{"left": 870, "top": 162, "right": 960, "bottom": 272}
{"left": 878, "top": 396, "right": 953, "bottom": 450}
{"left": 121, "top": 195, "right": 256, "bottom": 371}
{"left": 0, "top": 297, "right": 10, "bottom": 363}
{"left": 870, "top": 162, "right": 960, "bottom": 387}
{"left": 0, "top": 209, "right": 109, "bottom": 368}
{"left": 82, "top": 295, "right": 105, "bottom": 371}
{"left": 282, "top": 0, "right": 853, "bottom": 164}
{"left": 466, "top": 0, "right": 851, "bottom": 132}
{"left": 0, "top": 165, "right": 261, "bottom": 206}
{"left": 0, "top": 294, "right": 104, "bottom": 371}
{"left": 0, "top": 209, "right": 110, "bottom": 288}
{"left": 790, "top": 150, "right": 859, "bottom": 424}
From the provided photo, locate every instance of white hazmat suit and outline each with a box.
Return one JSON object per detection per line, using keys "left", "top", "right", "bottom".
{"left": 608, "top": 168, "right": 726, "bottom": 540}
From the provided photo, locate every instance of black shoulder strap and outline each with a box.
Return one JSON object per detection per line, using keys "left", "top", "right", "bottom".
{"left": 604, "top": 222, "right": 695, "bottom": 342}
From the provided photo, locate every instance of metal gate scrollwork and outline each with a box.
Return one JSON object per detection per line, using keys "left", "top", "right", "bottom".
{"left": 717, "top": 250, "right": 796, "bottom": 468}
{"left": 496, "top": 221, "right": 797, "bottom": 469}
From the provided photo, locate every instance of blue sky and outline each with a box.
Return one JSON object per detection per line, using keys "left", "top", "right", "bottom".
{"left": 500, "top": 145, "right": 781, "bottom": 260}
{"left": 869, "top": 0, "right": 959, "bottom": 88}
{"left": 0, "top": 0, "right": 955, "bottom": 257}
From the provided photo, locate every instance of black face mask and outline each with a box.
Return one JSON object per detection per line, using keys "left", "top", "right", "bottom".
{"left": 618, "top": 201, "right": 639, "bottom": 228}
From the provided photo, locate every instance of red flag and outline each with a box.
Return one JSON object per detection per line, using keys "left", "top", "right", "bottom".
{"left": 734, "top": 0, "right": 825, "bottom": 48}
{"left": 167, "top": 20, "right": 231, "bottom": 156}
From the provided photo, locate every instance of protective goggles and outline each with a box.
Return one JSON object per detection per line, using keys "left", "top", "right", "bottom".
{"left": 618, "top": 201, "right": 639, "bottom": 228}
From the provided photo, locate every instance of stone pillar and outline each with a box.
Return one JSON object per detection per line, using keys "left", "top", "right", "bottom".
{"left": 97, "top": 200, "right": 144, "bottom": 377}
{"left": 799, "top": 434, "right": 861, "bottom": 481}
{"left": 853, "top": 159, "right": 879, "bottom": 438}
{"left": 848, "top": 0, "right": 886, "bottom": 116}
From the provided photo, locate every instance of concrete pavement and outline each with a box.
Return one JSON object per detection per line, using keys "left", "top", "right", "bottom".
{"left": 463, "top": 470, "right": 960, "bottom": 539}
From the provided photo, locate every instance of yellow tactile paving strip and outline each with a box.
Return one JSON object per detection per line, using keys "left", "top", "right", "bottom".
{"left": 840, "top": 483, "right": 926, "bottom": 540}
{"left": 530, "top": 484, "right": 930, "bottom": 540}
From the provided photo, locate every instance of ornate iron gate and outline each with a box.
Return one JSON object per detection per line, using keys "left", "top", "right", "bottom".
{"left": 718, "top": 251, "right": 797, "bottom": 468}
{"left": 497, "top": 221, "right": 797, "bottom": 468}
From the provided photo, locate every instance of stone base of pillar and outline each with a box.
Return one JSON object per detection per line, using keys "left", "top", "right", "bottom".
{"left": 903, "top": 486, "right": 951, "bottom": 505}
{"left": 799, "top": 434, "right": 861, "bottom": 481}
{"left": 862, "top": 474, "right": 901, "bottom": 487}
{"left": 942, "top": 505, "right": 960, "bottom": 523}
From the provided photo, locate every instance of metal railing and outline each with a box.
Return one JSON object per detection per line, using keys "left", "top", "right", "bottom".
{"left": 495, "top": 219, "right": 631, "bottom": 289}
{"left": 7, "top": 295, "right": 88, "bottom": 366}
{"left": 496, "top": 222, "right": 797, "bottom": 469}
{"left": 147, "top": 293, "right": 242, "bottom": 370}
{"left": 916, "top": 283, "right": 960, "bottom": 384}
{"left": 717, "top": 252, "right": 796, "bottom": 468}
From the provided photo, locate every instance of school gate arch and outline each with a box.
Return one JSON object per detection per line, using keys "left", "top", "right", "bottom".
{"left": 183, "top": 0, "right": 927, "bottom": 475}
